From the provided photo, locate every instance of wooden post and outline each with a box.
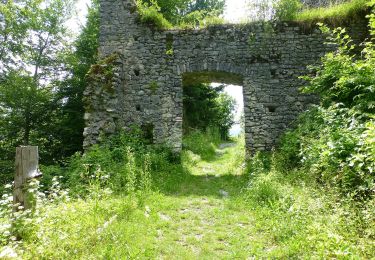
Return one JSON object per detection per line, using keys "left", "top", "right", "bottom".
{"left": 14, "top": 146, "right": 42, "bottom": 210}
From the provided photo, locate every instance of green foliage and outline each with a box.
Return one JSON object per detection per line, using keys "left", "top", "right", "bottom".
{"left": 278, "top": 18, "right": 375, "bottom": 199}
{"left": 0, "top": 0, "right": 29, "bottom": 72}
{"left": 246, "top": 172, "right": 282, "bottom": 206}
{"left": 183, "top": 83, "right": 236, "bottom": 140}
{"left": 287, "top": 106, "right": 374, "bottom": 198}
{"left": 137, "top": 0, "right": 225, "bottom": 29}
{"left": 54, "top": 0, "right": 100, "bottom": 159}
{"left": 272, "top": 0, "right": 370, "bottom": 23}
{"left": 65, "top": 129, "right": 175, "bottom": 195}
{"left": 302, "top": 25, "right": 375, "bottom": 116}
{"left": 182, "top": 128, "right": 221, "bottom": 160}
{"left": 274, "top": 0, "right": 303, "bottom": 21}
{"left": 149, "top": 80, "right": 159, "bottom": 93}
{"left": 177, "top": 10, "right": 224, "bottom": 29}
{"left": 0, "top": 0, "right": 73, "bottom": 185}
{"left": 136, "top": 0, "right": 173, "bottom": 29}
{"left": 1, "top": 134, "right": 374, "bottom": 258}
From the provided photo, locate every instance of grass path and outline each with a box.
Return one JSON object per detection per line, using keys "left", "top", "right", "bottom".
{"left": 16, "top": 140, "right": 375, "bottom": 259}
{"left": 142, "top": 143, "right": 255, "bottom": 258}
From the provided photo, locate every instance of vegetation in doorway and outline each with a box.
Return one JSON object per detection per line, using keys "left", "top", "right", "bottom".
{"left": 165, "top": 33, "right": 174, "bottom": 55}
{"left": 1, "top": 0, "right": 374, "bottom": 258}
{"left": 183, "top": 83, "right": 236, "bottom": 140}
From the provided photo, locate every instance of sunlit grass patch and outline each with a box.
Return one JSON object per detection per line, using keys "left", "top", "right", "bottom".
{"left": 1, "top": 132, "right": 374, "bottom": 258}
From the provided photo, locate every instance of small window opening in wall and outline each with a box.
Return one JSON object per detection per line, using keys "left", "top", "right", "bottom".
{"left": 166, "top": 33, "right": 173, "bottom": 55}
{"left": 134, "top": 68, "right": 140, "bottom": 76}
{"left": 141, "top": 123, "right": 154, "bottom": 144}
{"left": 270, "top": 69, "right": 277, "bottom": 77}
{"left": 136, "top": 105, "right": 141, "bottom": 111}
{"left": 267, "top": 106, "right": 277, "bottom": 113}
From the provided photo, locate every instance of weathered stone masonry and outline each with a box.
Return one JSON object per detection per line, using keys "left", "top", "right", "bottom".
{"left": 83, "top": 0, "right": 368, "bottom": 152}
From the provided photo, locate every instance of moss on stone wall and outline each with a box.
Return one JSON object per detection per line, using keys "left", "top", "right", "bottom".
{"left": 149, "top": 81, "right": 159, "bottom": 94}
{"left": 87, "top": 53, "right": 119, "bottom": 94}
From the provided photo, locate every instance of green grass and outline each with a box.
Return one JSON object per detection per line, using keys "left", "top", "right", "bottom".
{"left": 2, "top": 135, "right": 374, "bottom": 259}
{"left": 135, "top": 0, "right": 224, "bottom": 30}
{"left": 295, "top": 0, "right": 371, "bottom": 23}
{"left": 135, "top": 0, "right": 173, "bottom": 30}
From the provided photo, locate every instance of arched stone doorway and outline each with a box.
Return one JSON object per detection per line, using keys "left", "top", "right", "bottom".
{"left": 83, "top": 0, "right": 336, "bottom": 153}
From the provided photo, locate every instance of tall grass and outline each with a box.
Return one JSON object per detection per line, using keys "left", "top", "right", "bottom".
{"left": 295, "top": 0, "right": 370, "bottom": 22}
{"left": 182, "top": 128, "right": 222, "bottom": 160}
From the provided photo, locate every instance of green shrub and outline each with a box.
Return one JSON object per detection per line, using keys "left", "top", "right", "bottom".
{"left": 302, "top": 24, "right": 375, "bottom": 117}
{"left": 246, "top": 172, "right": 282, "bottom": 206}
{"left": 274, "top": 0, "right": 303, "bottom": 21}
{"left": 278, "top": 17, "right": 375, "bottom": 199}
{"left": 246, "top": 151, "right": 271, "bottom": 175}
{"left": 136, "top": 0, "right": 172, "bottom": 29}
{"left": 62, "top": 129, "right": 176, "bottom": 195}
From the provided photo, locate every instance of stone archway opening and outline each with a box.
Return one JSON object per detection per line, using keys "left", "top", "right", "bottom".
{"left": 182, "top": 71, "right": 246, "bottom": 150}
{"left": 85, "top": 0, "right": 348, "bottom": 152}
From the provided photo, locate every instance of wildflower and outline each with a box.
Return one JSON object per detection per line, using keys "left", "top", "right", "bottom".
{"left": 0, "top": 247, "right": 18, "bottom": 258}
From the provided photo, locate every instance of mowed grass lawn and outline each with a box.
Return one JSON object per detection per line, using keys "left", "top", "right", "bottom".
{"left": 11, "top": 138, "right": 375, "bottom": 259}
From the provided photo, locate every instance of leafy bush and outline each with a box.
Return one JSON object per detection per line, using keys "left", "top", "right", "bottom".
{"left": 136, "top": 0, "right": 173, "bottom": 29}
{"left": 302, "top": 24, "right": 375, "bottom": 117}
{"left": 246, "top": 172, "right": 282, "bottom": 206}
{"left": 61, "top": 129, "right": 177, "bottom": 195}
{"left": 136, "top": 0, "right": 224, "bottom": 29}
{"left": 278, "top": 16, "right": 375, "bottom": 199}
{"left": 274, "top": 0, "right": 303, "bottom": 21}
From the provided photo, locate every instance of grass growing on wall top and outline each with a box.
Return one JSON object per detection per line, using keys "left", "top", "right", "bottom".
{"left": 135, "top": 0, "right": 173, "bottom": 29}
{"left": 135, "top": 0, "right": 224, "bottom": 30}
{"left": 295, "top": 0, "right": 371, "bottom": 23}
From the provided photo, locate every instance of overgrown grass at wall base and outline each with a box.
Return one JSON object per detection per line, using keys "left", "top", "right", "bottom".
{"left": 1, "top": 131, "right": 374, "bottom": 258}
{"left": 279, "top": 106, "right": 374, "bottom": 199}
{"left": 276, "top": 17, "right": 375, "bottom": 200}
{"left": 244, "top": 152, "right": 375, "bottom": 258}
{"left": 41, "top": 129, "right": 178, "bottom": 196}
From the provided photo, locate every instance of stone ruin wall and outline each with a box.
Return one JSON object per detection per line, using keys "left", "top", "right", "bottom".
{"left": 83, "top": 0, "right": 369, "bottom": 153}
